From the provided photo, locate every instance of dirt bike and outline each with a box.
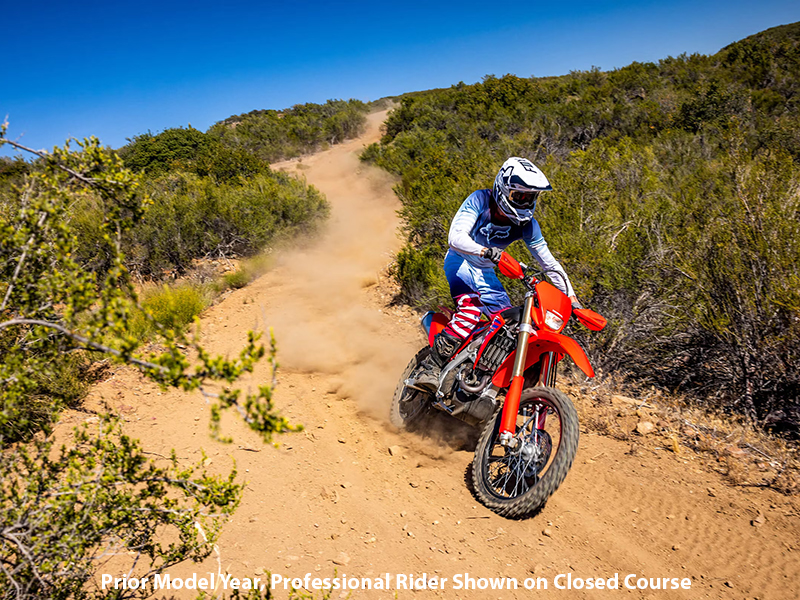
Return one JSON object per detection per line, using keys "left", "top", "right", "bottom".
{"left": 391, "top": 251, "right": 606, "bottom": 517}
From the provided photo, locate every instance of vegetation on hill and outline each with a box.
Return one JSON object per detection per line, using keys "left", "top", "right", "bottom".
{"left": 111, "top": 126, "right": 328, "bottom": 279}
{"left": 0, "top": 96, "right": 366, "bottom": 595}
{"left": 208, "top": 98, "right": 370, "bottom": 163}
{"left": 0, "top": 131, "right": 298, "bottom": 596}
{"left": 100, "top": 97, "right": 368, "bottom": 279}
{"left": 0, "top": 97, "right": 362, "bottom": 434}
{"left": 363, "top": 22, "right": 800, "bottom": 431}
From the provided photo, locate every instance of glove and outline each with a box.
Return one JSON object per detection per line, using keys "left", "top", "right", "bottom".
{"left": 483, "top": 247, "right": 503, "bottom": 264}
{"left": 570, "top": 295, "right": 584, "bottom": 310}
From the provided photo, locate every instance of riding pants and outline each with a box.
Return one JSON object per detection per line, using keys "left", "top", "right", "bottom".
{"left": 442, "top": 250, "right": 512, "bottom": 340}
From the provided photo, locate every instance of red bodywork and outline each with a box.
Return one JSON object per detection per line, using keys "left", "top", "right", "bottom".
{"left": 426, "top": 313, "right": 449, "bottom": 347}
{"left": 530, "top": 280, "right": 572, "bottom": 334}
{"left": 427, "top": 251, "right": 606, "bottom": 438}
{"left": 492, "top": 330, "right": 595, "bottom": 386}
{"left": 573, "top": 307, "right": 607, "bottom": 331}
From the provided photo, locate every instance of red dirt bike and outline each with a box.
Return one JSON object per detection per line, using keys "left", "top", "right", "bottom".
{"left": 391, "top": 251, "right": 606, "bottom": 517}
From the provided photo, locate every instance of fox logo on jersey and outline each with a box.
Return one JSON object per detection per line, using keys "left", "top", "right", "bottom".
{"left": 480, "top": 223, "right": 511, "bottom": 242}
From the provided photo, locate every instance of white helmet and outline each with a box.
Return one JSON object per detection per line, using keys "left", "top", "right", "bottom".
{"left": 493, "top": 157, "right": 552, "bottom": 224}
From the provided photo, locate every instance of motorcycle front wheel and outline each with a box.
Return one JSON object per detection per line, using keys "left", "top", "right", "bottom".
{"left": 472, "top": 386, "right": 579, "bottom": 518}
{"left": 390, "top": 347, "right": 434, "bottom": 429}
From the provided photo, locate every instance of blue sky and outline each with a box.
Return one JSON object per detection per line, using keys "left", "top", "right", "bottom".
{"left": 2, "top": 0, "right": 798, "bottom": 157}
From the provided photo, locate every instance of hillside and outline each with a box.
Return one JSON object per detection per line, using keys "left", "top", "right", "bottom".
{"left": 363, "top": 21, "right": 800, "bottom": 432}
{"left": 69, "top": 108, "right": 800, "bottom": 600}
{"left": 3, "top": 22, "right": 800, "bottom": 599}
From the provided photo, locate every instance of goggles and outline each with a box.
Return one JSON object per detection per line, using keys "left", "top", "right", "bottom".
{"left": 508, "top": 190, "right": 540, "bottom": 209}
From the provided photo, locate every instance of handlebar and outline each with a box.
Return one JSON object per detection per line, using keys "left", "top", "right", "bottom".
{"left": 496, "top": 251, "right": 608, "bottom": 331}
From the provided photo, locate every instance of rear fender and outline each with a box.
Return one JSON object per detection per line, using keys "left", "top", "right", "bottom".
{"left": 491, "top": 330, "right": 595, "bottom": 387}
{"left": 421, "top": 312, "right": 490, "bottom": 350}
{"left": 421, "top": 312, "right": 449, "bottom": 347}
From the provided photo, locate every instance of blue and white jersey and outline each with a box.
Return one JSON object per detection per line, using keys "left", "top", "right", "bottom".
{"left": 446, "top": 189, "right": 575, "bottom": 297}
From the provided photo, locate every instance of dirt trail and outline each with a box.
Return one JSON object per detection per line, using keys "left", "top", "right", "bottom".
{"left": 78, "top": 110, "right": 798, "bottom": 599}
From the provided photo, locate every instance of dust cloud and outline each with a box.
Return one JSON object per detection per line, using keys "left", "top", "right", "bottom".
{"left": 265, "top": 112, "right": 418, "bottom": 418}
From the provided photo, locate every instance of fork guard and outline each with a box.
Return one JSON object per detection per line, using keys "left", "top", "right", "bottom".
{"left": 491, "top": 330, "right": 595, "bottom": 388}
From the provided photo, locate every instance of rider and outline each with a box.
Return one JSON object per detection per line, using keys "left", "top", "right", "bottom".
{"left": 417, "top": 157, "right": 580, "bottom": 387}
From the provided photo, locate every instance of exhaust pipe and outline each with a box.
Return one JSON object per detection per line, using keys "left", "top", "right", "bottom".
{"left": 459, "top": 373, "right": 491, "bottom": 394}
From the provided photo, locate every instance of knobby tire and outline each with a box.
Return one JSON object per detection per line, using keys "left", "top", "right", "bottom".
{"left": 472, "top": 386, "right": 579, "bottom": 518}
{"left": 390, "top": 346, "right": 433, "bottom": 429}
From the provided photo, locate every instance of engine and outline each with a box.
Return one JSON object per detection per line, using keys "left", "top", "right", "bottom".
{"left": 475, "top": 323, "right": 516, "bottom": 373}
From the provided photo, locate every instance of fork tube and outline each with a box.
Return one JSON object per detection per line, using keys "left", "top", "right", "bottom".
{"left": 534, "top": 353, "right": 559, "bottom": 430}
{"left": 547, "top": 354, "right": 559, "bottom": 387}
{"left": 538, "top": 351, "right": 557, "bottom": 387}
{"left": 499, "top": 293, "right": 536, "bottom": 437}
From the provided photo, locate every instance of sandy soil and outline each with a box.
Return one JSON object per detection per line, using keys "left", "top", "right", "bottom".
{"left": 71, "top": 110, "right": 799, "bottom": 599}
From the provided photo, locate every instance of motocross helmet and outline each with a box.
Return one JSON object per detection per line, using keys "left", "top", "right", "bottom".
{"left": 492, "top": 157, "right": 552, "bottom": 224}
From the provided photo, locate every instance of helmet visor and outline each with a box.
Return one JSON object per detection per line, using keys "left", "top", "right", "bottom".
{"left": 508, "top": 190, "right": 540, "bottom": 209}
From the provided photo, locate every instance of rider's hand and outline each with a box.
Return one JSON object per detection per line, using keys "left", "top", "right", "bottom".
{"left": 483, "top": 247, "right": 503, "bottom": 264}
{"left": 569, "top": 295, "right": 583, "bottom": 310}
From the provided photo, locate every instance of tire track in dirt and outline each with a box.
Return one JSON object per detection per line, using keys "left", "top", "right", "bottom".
{"left": 77, "top": 109, "right": 799, "bottom": 599}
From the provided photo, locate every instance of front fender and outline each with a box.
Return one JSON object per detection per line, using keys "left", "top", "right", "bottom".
{"left": 492, "top": 330, "right": 595, "bottom": 388}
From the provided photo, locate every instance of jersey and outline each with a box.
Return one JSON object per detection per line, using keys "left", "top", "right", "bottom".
{"left": 446, "top": 189, "right": 575, "bottom": 297}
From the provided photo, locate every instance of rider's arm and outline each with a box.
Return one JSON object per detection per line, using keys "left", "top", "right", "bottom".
{"left": 449, "top": 194, "right": 489, "bottom": 257}
{"left": 525, "top": 221, "right": 577, "bottom": 299}
{"left": 529, "top": 241, "right": 576, "bottom": 298}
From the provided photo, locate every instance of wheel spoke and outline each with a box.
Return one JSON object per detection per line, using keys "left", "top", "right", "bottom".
{"left": 489, "top": 465, "right": 510, "bottom": 493}
{"left": 489, "top": 469, "right": 507, "bottom": 490}
{"left": 474, "top": 388, "right": 578, "bottom": 516}
{"left": 513, "top": 457, "right": 530, "bottom": 496}
{"left": 483, "top": 398, "right": 562, "bottom": 499}
{"left": 510, "top": 462, "right": 522, "bottom": 497}
{"left": 499, "top": 461, "right": 514, "bottom": 493}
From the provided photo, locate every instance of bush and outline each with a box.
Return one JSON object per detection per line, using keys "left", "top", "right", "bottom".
{"left": 0, "top": 345, "right": 96, "bottom": 445}
{"left": 119, "top": 126, "right": 268, "bottom": 182}
{"left": 208, "top": 99, "right": 369, "bottom": 163}
{"left": 125, "top": 283, "right": 210, "bottom": 342}
{"left": 0, "top": 418, "right": 242, "bottom": 599}
{"left": 73, "top": 170, "right": 328, "bottom": 279}
{"left": 364, "top": 23, "right": 800, "bottom": 430}
{"left": 0, "top": 128, "right": 302, "bottom": 598}
{"left": 223, "top": 268, "right": 252, "bottom": 289}
{"left": 141, "top": 283, "right": 208, "bottom": 332}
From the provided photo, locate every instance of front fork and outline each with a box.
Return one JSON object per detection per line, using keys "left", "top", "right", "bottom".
{"left": 498, "top": 294, "right": 559, "bottom": 446}
{"left": 498, "top": 292, "right": 536, "bottom": 446}
{"left": 538, "top": 351, "right": 558, "bottom": 388}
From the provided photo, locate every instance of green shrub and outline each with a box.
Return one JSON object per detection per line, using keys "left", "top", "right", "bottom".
{"left": 124, "top": 283, "right": 210, "bottom": 342}
{"left": 119, "top": 126, "right": 268, "bottom": 182}
{"left": 219, "top": 253, "right": 273, "bottom": 291}
{"left": 208, "top": 98, "right": 369, "bottom": 163}
{"left": 0, "top": 127, "right": 297, "bottom": 600}
{"left": 223, "top": 268, "right": 252, "bottom": 289}
{"left": 0, "top": 419, "right": 243, "bottom": 599}
{"left": 142, "top": 284, "right": 208, "bottom": 331}
{"left": 0, "top": 348, "right": 96, "bottom": 444}
{"left": 365, "top": 23, "right": 800, "bottom": 429}
{"left": 73, "top": 170, "right": 328, "bottom": 279}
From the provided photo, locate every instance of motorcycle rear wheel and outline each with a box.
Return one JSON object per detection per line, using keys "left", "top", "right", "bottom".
{"left": 390, "top": 347, "right": 434, "bottom": 429}
{"left": 472, "top": 386, "right": 579, "bottom": 517}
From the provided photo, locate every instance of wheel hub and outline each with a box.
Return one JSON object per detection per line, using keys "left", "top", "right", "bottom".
{"left": 519, "top": 440, "right": 538, "bottom": 462}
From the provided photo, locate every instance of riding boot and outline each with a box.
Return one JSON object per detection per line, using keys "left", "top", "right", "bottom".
{"left": 415, "top": 331, "right": 461, "bottom": 389}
